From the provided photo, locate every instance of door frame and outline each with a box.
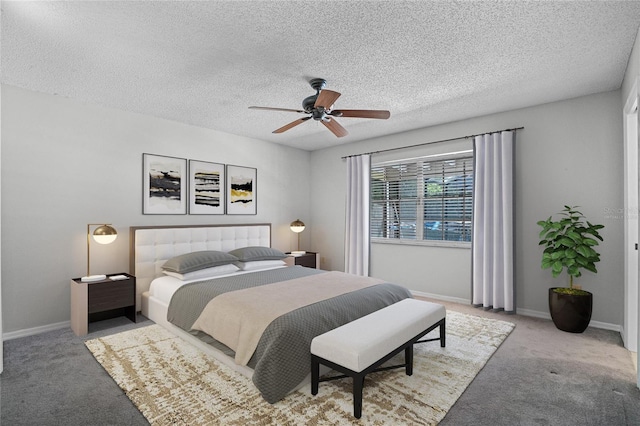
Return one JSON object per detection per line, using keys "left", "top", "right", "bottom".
{"left": 623, "top": 78, "right": 638, "bottom": 378}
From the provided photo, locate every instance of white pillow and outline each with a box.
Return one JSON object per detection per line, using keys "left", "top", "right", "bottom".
{"left": 162, "top": 263, "right": 240, "bottom": 281}
{"left": 237, "top": 260, "right": 287, "bottom": 271}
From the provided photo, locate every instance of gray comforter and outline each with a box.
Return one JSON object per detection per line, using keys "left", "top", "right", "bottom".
{"left": 167, "top": 266, "right": 412, "bottom": 403}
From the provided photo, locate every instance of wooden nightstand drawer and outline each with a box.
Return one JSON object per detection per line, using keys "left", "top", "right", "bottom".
{"left": 296, "top": 254, "right": 317, "bottom": 268}
{"left": 284, "top": 252, "right": 319, "bottom": 269}
{"left": 88, "top": 280, "right": 134, "bottom": 313}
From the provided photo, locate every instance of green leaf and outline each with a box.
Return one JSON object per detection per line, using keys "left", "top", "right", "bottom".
{"left": 564, "top": 248, "right": 577, "bottom": 259}
{"left": 551, "top": 251, "right": 564, "bottom": 260}
{"left": 589, "top": 223, "right": 605, "bottom": 230}
{"left": 576, "top": 245, "right": 591, "bottom": 258}
{"left": 585, "top": 228, "right": 604, "bottom": 241}
{"left": 583, "top": 237, "right": 598, "bottom": 246}
{"left": 567, "top": 265, "right": 580, "bottom": 276}
{"left": 559, "top": 237, "right": 575, "bottom": 248}
{"left": 566, "top": 231, "right": 582, "bottom": 242}
{"left": 552, "top": 261, "right": 563, "bottom": 274}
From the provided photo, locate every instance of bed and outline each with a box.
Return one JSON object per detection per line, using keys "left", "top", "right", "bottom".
{"left": 131, "top": 223, "right": 412, "bottom": 403}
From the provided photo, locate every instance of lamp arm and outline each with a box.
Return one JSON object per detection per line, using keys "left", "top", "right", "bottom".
{"left": 87, "top": 224, "right": 91, "bottom": 276}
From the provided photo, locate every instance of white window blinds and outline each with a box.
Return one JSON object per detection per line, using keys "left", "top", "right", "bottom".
{"left": 371, "top": 152, "right": 473, "bottom": 243}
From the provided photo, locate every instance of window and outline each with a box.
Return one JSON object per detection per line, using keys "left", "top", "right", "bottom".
{"left": 370, "top": 152, "right": 473, "bottom": 244}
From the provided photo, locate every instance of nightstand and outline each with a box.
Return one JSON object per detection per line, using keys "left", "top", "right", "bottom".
{"left": 70, "top": 273, "right": 136, "bottom": 336}
{"left": 284, "top": 252, "right": 319, "bottom": 269}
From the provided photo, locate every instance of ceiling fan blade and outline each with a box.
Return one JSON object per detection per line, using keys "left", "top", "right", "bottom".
{"left": 322, "top": 117, "right": 348, "bottom": 138}
{"left": 315, "top": 89, "right": 341, "bottom": 109}
{"left": 330, "top": 109, "right": 391, "bottom": 119}
{"left": 273, "top": 117, "right": 312, "bottom": 133}
{"left": 249, "top": 106, "right": 307, "bottom": 114}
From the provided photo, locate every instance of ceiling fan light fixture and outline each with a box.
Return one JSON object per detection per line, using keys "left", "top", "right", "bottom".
{"left": 249, "top": 78, "right": 390, "bottom": 138}
{"left": 312, "top": 108, "right": 326, "bottom": 121}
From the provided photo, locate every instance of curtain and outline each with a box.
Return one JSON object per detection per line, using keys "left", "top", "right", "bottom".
{"left": 345, "top": 155, "right": 371, "bottom": 276}
{"left": 472, "top": 131, "right": 515, "bottom": 312}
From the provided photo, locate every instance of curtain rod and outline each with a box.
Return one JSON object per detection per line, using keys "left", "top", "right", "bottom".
{"left": 341, "top": 126, "right": 524, "bottom": 159}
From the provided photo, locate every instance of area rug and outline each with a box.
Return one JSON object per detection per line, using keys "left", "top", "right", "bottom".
{"left": 85, "top": 311, "right": 514, "bottom": 425}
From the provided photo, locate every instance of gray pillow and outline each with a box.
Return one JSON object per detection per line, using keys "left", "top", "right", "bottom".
{"left": 162, "top": 250, "right": 239, "bottom": 273}
{"left": 228, "top": 246, "right": 287, "bottom": 262}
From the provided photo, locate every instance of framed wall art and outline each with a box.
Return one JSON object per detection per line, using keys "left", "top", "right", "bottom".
{"left": 142, "top": 153, "right": 187, "bottom": 214}
{"left": 226, "top": 165, "right": 257, "bottom": 215}
{"left": 189, "top": 160, "right": 225, "bottom": 215}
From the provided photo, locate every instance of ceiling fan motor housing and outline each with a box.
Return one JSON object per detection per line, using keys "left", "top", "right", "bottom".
{"left": 302, "top": 95, "right": 317, "bottom": 112}
{"left": 303, "top": 78, "right": 330, "bottom": 113}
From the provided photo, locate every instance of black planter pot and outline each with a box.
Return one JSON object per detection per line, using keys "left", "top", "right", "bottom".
{"left": 548, "top": 287, "right": 593, "bottom": 333}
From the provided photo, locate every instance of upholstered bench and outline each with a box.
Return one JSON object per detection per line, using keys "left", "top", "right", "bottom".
{"left": 310, "top": 298, "right": 446, "bottom": 418}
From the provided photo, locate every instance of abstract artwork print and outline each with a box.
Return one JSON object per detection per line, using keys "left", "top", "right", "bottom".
{"left": 189, "top": 160, "right": 225, "bottom": 214}
{"left": 143, "top": 153, "right": 187, "bottom": 214}
{"left": 226, "top": 165, "right": 257, "bottom": 215}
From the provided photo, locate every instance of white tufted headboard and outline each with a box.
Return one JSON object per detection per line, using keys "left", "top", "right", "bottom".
{"left": 129, "top": 223, "right": 271, "bottom": 310}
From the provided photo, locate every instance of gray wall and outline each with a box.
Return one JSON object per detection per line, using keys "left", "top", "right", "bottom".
{"left": 622, "top": 28, "right": 639, "bottom": 106}
{"left": 1, "top": 84, "right": 311, "bottom": 333}
{"left": 0, "top": 85, "right": 629, "bottom": 333}
{"left": 310, "top": 90, "right": 624, "bottom": 326}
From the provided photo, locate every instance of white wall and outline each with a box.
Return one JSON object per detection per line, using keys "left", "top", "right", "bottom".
{"left": 1, "top": 84, "right": 311, "bottom": 334}
{"left": 310, "top": 90, "right": 624, "bottom": 326}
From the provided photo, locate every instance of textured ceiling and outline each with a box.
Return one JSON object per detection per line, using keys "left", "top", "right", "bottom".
{"left": 2, "top": 1, "right": 640, "bottom": 151}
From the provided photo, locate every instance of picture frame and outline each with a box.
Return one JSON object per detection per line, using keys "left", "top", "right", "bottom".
{"left": 189, "top": 160, "right": 225, "bottom": 215}
{"left": 226, "top": 165, "right": 257, "bottom": 215}
{"left": 142, "top": 153, "right": 187, "bottom": 215}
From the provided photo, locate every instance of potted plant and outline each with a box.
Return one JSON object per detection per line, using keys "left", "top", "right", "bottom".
{"left": 537, "top": 205, "right": 604, "bottom": 333}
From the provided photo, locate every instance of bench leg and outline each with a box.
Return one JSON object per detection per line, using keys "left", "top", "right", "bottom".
{"left": 440, "top": 320, "right": 446, "bottom": 347}
{"left": 311, "top": 355, "right": 319, "bottom": 395}
{"left": 353, "top": 374, "right": 365, "bottom": 419}
{"left": 405, "top": 345, "right": 413, "bottom": 376}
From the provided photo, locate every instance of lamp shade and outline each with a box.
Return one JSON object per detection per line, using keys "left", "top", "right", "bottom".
{"left": 290, "top": 219, "right": 305, "bottom": 233}
{"left": 92, "top": 224, "right": 118, "bottom": 244}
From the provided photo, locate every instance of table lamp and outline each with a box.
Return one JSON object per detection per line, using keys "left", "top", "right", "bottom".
{"left": 81, "top": 224, "right": 118, "bottom": 282}
{"left": 290, "top": 219, "right": 305, "bottom": 254}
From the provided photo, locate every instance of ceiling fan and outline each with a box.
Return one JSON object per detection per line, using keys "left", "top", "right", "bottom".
{"left": 249, "top": 78, "right": 390, "bottom": 138}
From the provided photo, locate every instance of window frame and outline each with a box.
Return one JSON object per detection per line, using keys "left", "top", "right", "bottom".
{"left": 370, "top": 150, "right": 473, "bottom": 248}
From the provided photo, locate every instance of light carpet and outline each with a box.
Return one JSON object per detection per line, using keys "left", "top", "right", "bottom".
{"left": 85, "top": 311, "right": 514, "bottom": 425}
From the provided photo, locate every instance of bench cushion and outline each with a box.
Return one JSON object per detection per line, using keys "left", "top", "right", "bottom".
{"left": 310, "top": 298, "right": 445, "bottom": 372}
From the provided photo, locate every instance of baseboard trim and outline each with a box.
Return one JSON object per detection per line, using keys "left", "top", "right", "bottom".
{"left": 412, "top": 291, "right": 621, "bottom": 332}
{"left": 3, "top": 320, "right": 70, "bottom": 341}
{"left": 516, "top": 307, "right": 621, "bottom": 332}
{"left": 411, "top": 290, "right": 470, "bottom": 305}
